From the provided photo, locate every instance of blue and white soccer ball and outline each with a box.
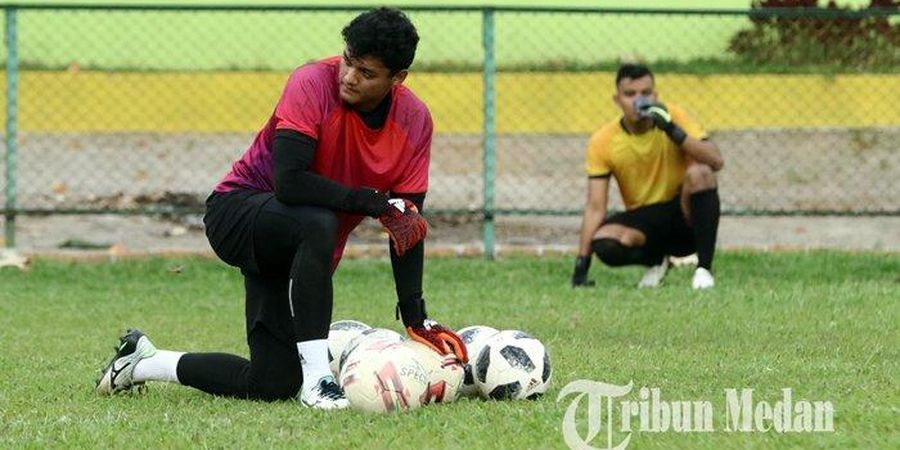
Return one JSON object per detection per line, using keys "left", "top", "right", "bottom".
{"left": 456, "top": 325, "right": 500, "bottom": 397}
{"left": 473, "top": 329, "right": 552, "bottom": 400}
{"left": 327, "top": 320, "right": 371, "bottom": 377}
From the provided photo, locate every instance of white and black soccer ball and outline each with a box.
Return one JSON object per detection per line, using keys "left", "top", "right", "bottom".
{"left": 327, "top": 320, "right": 371, "bottom": 377}
{"left": 338, "top": 327, "right": 404, "bottom": 374}
{"left": 339, "top": 342, "right": 430, "bottom": 413}
{"left": 456, "top": 325, "right": 500, "bottom": 397}
{"left": 473, "top": 330, "right": 552, "bottom": 400}
{"left": 403, "top": 340, "right": 465, "bottom": 404}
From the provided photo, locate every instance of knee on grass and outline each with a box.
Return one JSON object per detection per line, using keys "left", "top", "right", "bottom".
{"left": 248, "top": 378, "right": 301, "bottom": 402}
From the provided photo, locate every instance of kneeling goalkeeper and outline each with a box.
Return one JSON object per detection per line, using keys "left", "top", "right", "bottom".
{"left": 94, "top": 8, "right": 467, "bottom": 410}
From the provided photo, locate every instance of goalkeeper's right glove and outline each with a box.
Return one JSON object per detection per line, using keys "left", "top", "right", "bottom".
{"left": 571, "top": 255, "right": 595, "bottom": 287}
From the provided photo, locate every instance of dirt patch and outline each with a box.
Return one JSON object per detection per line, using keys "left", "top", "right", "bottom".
{"left": 4, "top": 214, "right": 898, "bottom": 259}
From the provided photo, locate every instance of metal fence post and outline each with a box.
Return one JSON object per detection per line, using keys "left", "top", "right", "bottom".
{"left": 4, "top": 7, "right": 18, "bottom": 249}
{"left": 481, "top": 8, "right": 496, "bottom": 260}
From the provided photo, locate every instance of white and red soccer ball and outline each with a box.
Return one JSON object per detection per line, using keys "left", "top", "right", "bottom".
{"left": 339, "top": 341, "right": 431, "bottom": 413}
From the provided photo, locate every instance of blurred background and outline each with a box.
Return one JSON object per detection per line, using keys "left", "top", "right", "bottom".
{"left": 1, "top": 0, "right": 898, "bottom": 255}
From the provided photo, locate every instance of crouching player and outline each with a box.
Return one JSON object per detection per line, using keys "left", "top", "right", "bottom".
{"left": 95, "top": 8, "right": 467, "bottom": 410}
{"left": 572, "top": 64, "right": 724, "bottom": 290}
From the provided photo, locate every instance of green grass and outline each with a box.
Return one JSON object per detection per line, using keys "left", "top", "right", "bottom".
{"left": 0, "top": 251, "right": 897, "bottom": 449}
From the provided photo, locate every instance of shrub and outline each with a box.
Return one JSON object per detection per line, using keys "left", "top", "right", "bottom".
{"left": 728, "top": 0, "right": 899, "bottom": 70}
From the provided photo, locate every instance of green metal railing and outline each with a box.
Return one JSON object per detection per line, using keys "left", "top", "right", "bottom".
{"left": 2, "top": 4, "right": 898, "bottom": 256}
{"left": 481, "top": 8, "right": 496, "bottom": 258}
{"left": 4, "top": 6, "right": 16, "bottom": 248}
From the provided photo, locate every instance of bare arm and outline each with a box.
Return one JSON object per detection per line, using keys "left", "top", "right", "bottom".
{"left": 577, "top": 177, "right": 610, "bottom": 256}
{"left": 680, "top": 137, "right": 724, "bottom": 171}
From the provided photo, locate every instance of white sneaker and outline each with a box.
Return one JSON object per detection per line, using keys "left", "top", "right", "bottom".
{"left": 638, "top": 258, "right": 670, "bottom": 288}
{"left": 96, "top": 329, "right": 157, "bottom": 394}
{"left": 299, "top": 375, "right": 350, "bottom": 410}
{"left": 692, "top": 267, "right": 715, "bottom": 289}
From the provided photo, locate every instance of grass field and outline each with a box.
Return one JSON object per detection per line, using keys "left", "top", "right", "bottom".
{"left": 0, "top": 252, "right": 897, "bottom": 448}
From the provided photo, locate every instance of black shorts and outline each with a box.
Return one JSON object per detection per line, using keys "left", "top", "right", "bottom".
{"left": 204, "top": 189, "right": 273, "bottom": 274}
{"left": 604, "top": 195, "right": 696, "bottom": 257}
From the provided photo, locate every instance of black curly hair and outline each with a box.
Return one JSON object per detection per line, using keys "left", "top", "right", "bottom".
{"left": 342, "top": 8, "right": 419, "bottom": 74}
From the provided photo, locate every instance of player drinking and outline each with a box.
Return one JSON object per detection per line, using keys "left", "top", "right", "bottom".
{"left": 571, "top": 63, "right": 724, "bottom": 290}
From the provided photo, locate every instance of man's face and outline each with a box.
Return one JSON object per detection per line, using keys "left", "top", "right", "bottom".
{"left": 339, "top": 51, "right": 407, "bottom": 112}
{"left": 613, "top": 75, "right": 657, "bottom": 123}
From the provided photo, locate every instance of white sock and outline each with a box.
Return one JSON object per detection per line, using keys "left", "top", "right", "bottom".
{"left": 297, "top": 339, "right": 331, "bottom": 392}
{"left": 132, "top": 350, "right": 185, "bottom": 384}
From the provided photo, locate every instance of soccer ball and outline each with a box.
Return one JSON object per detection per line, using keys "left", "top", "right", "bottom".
{"left": 473, "top": 330, "right": 552, "bottom": 400}
{"left": 338, "top": 327, "right": 404, "bottom": 374}
{"left": 456, "top": 325, "right": 500, "bottom": 397}
{"left": 327, "top": 320, "right": 371, "bottom": 377}
{"left": 403, "top": 340, "right": 465, "bottom": 404}
{"left": 339, "top": 342, "right": 430, "bottom": 413}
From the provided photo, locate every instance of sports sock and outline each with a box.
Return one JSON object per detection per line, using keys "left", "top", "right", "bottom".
{"left": 133, "top": 350, "right": 185, "bottom": 384}
{"left": 297, "top": 339, "right": 331, "bottom": 392}
{"left": 689, "top": 188, "right": 721, "bottom": 271}
{"left": 591, "top": 238, "right": 663, "bottom": 267}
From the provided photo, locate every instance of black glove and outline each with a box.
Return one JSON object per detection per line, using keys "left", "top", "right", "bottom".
{"left": 571, "top": 255, "right": 595, "bottom": 287}
{"left": 345, "top": 187, "right": 391, "bottom": 217}
{"left": 635, "top": 99, "right": 687, "bottom": 145}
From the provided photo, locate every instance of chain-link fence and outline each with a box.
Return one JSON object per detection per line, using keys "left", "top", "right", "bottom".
{"left": 2, "top": 4, "right": 898, "bottom": 249}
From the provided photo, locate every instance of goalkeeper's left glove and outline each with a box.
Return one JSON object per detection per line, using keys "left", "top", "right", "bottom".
{"left": 636, "top": 99, "right": 687, "bottom": 145}
{"left": 379, "top": 198, "right": 428, "bottom": 256}
{"left": 396, "top": 298, "right": 468, "bottom": 363}
{"left": 571, "top": 255, "right": 595, "bottom": 287}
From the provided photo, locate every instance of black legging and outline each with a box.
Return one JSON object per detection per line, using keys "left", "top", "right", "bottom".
{"left": 179, "top": 193, "right": 339, "bottom": 400}
{"left": 251, "top": 200, "right": 338, "bottom": 342}
{"left": 178, "top": 320, "right": 301, "bottom": 401}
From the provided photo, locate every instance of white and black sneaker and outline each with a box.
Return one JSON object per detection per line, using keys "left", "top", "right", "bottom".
{"left": 638, "top": 257, "right": 670, "bottom": 288}
{"left": 95, "top": 329, "right": 157, "bottom": 395}
{"left": 299, "top": 375, "right": 350, "bottom": 410}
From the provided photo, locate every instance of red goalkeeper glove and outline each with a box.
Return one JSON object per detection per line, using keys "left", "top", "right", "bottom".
{"left": 378, "top": 198, "right": 428, "bottom": 257}
{"left": 406, "top": 319, "right": 469, "bottom": 364}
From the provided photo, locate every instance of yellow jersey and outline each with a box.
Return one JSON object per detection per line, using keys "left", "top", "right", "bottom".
{"left": 585, "top": 103, "right": 708, "bottom": 210}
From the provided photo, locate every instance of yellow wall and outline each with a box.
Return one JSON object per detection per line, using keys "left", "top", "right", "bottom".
{"left": 5, "top": 71, "right": 899, "bottom": 133}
